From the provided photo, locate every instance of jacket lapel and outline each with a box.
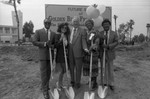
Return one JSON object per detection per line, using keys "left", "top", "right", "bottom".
{"left": 40, "top": 28, "right": 48, "bottom": 40}
{"left": 72, "top": 27, "right": 80, "bottom": 45}
{"left": 102, "top": 30, "right": 112, "bottom": 44}
{"left": 108, "top": 30, "right": 114, "bottom": 44}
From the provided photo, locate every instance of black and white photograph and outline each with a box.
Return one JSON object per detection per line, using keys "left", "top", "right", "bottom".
{"left": 0, "top": 0, "right": 150, "bottom": 99}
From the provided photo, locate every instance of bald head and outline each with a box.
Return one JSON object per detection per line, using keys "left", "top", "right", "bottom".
{"left": 72, "top": 16, "right": 80, "bottom": 22}
{"left": 72, "top": 16, "right": 80, "bottom": 28}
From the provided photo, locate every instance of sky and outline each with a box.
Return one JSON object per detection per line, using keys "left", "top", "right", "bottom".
{"left": 0, "top": 0, "right": 150, "bottom": 37}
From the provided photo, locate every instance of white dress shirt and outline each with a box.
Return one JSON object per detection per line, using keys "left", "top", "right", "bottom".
{"left": 44, "top": 28, "right": 51, "bottom": 47}
{"left": 70, "top": 27, "right": 77, "bottom": 44}
{"left": 104, "top": 30, "right": 110, "bottom": 44}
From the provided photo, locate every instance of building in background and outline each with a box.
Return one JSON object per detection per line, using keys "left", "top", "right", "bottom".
{"left": 0, "top": 10, "right": 23, "bottom": 43}
{"left": 0, "top": 25, "right": 18, "bottom": 43}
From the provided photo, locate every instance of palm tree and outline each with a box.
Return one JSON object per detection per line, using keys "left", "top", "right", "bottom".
{"left": 128, "top": 19, "right": 135, "bottom": 42}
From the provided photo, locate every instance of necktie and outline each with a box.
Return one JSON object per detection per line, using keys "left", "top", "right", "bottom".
{"left": 105, "top": 31, "right": 108, "bottom": 44}
{"left": 73, "top": 28, "right": 76, "bottom": 37}
{"left": 70, "top": 28, "right": 76, "bottom": 43}
{"left": 47, "top": 29, "right": 51, "bottom": 40}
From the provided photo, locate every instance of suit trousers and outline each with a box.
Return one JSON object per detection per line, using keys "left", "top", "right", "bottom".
{"left": 103, "top": 60, "right": 114, "bottom": 86}
{"left": 70, "top": 57, "right": 83, "bottom": 84}
{"left": 40, "top": 60, "right": 51, "bottom": 92}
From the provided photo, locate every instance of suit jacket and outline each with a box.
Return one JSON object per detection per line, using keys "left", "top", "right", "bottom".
{"left": 68, "top": 27, "right": 87, "bottom": 58}
{"left": 99, "top": 30, "right": 118, "bottom": 61}
{"left": 32, "top": 28, "right": 55, "bottom": 60}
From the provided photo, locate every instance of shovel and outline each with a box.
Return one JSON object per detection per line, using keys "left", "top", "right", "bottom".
{"left": 47, "top": 29, "right": 59, "bottom": 99}
{"left": 50, "top": 88, "right": 59, "bottom": 99}
{"left": 49, "top": 48, "right": 55, "bottom": 79}
{"left": 98, "top": 36, "right": 108, "bottom": 99}
{"left": 63, "top": 39, "right": 75, "bottom": 99}
{"left": 84, "top": 40, "right": 95, "bottom": 99}
{"left": 63, "top": 39, "right": 69, "bottom": 78}
{"left": 47, "top": 29, "right": 55, "bottom": 79}
{"left": 64, "top": 86, "right": 75, "bottom": 99}
{"left": 84, "top": 92, "right": 95, "bottom": 99}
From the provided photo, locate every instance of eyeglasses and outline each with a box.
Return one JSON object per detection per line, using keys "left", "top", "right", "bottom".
{"left": 45, "top": 22, "right": 51, "bottom": 25}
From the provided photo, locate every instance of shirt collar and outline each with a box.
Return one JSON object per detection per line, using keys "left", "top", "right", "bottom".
{"left": 73, "top": 27, "right": 78, "bottom": 31}
{"left": 44, "top": 27, "right": 50, "bottom": 31}
{"left": 104, "top": 30, "right": 110, "bottom": 35}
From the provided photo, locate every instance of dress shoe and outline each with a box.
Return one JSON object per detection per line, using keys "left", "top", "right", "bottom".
{"left": 43, "top": 91, "right": 49, "bottom": 99}
{"left": 71, "top": 81, "right": 75, "bottom": 87}
{"left": 109, "top": 85, "right": 115, "bottom": 91}
{"left": 92, "top": 82, "right": 98, "bottom": 90}
{"left": 75, "top": 83, "right": 80, "bottom": 89}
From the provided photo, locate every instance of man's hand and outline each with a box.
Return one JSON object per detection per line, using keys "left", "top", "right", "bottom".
{"left": 103, "top": 35, "right": 107, "bottom": 40}
{"left": 84, "top": 48, "right": 90, "bottom": 54}
{"left": 46, "top": 40, "right": 52, "bottom": 48}
{"left": 89, "top": 44, "right": 98, "bottom": 52}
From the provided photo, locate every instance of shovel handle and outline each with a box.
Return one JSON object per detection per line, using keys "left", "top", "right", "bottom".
{"left": 98, "top": 58, "right": 101, "bottom": 74}
{"left": 49, "top": 48, "right": 54, "bottom": 79}
{"left": 47, "top": 29, "right": 54, "bottom": 79}
{"left": 102, "top": 32, "right": 109, "bottom": 87}
{"left": 63, "top": 40, "right": 69, "bottom": 78}
{"left": 89, "top": 52, "right": 93, "bottom": 89}
{"left": 89, "top": 40, "right": 93, "bottom": 89}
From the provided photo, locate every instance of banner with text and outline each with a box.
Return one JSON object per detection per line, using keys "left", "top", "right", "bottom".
{"left": 45, "top": 4, "right": 112, "bottom": 32}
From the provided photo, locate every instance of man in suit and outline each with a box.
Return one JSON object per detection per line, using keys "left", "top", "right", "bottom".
{"left": 99, "top": 19, "right": 118, "bottom": 91}
{"left": 68, "top": 16, "right": 88, "bottom": 89}
{"left": 32, "top": 17, "right": 55, "bottom": 99}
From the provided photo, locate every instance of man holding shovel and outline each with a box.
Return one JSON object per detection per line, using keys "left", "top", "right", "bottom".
{"left": 32, "top": 17, "right": 55, "bottom": 99}
{"left": 68, "top": 16, "right": 88, "bottom": 89}
{"left": 99, "top": 19, "right": 118, "bottom": 91}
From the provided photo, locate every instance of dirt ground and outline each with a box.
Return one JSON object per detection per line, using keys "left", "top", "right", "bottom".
{"left": 0, "top": 43, "right": 150, "bottom": 99}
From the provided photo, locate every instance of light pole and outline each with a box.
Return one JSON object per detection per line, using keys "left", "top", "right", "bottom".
{"left": 146, "top": 23, "right": 150, "bottom": 41}
{"left": 114, "top": 15, "right": 118, "bottom": 33}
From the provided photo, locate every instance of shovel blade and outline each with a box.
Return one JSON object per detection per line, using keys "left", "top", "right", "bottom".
{"left": 64, "top": 87, "right": 75, "bottom": 99}
{"left": 89, "top": 92, "right": 95, "bottom": 99}
{"left": 50, "top": 88, "right": 59, "bottom": 99}
{"left": 69, "top": 87, "right": 75, "bottom": 99}
{"left": 54, "top": 88, "right": 59, "bottom": 99}
{"left": 64, "top": 88, "right": 70, "bottom": 98}
{"left": 84, "top": 92, "right": 90, "bottom": 99}
{"left": 50, "top": 90, "right": 54, "bottom": 98}
{"left": 98, "top": 86, "right": 108, "bottom": 99}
